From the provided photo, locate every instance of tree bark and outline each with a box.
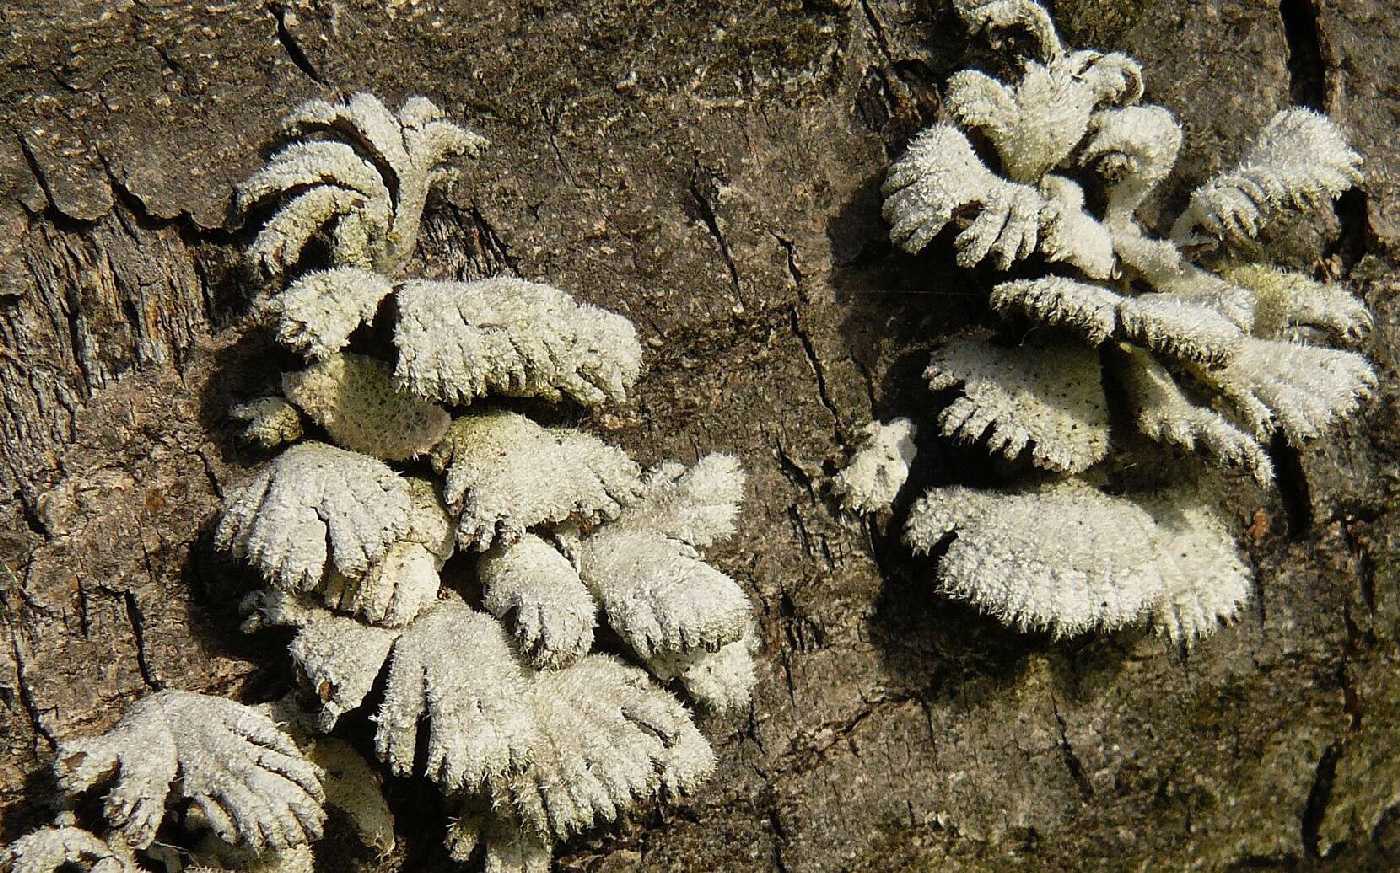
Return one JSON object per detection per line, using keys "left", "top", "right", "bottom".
{"left": 1, "top": 1, "right": 1397, "bottom": 870}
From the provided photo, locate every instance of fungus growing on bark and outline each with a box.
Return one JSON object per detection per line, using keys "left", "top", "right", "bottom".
{"left": 230, "top": 397, "right": 303, "bottom": 449}
{"left": 1, "top": 821, "right": 138, "bottom": 873}
{"left": 427, "top": 410, "right": 642, "bottom": 551}
{"left": 393, "top": 277, "right": 643, "bottom": 408}
{"left": 281, "top": 353, "right": 451, "bottom": 461}
{"left": 213, "top": 441, "right": 410, "bottom": 592}
{"left": 53, "top": 692, "right": 325, "bottom": 852}
{"left": 0, "top": 90, "right": 762, "bottom": 873}
{"left": 844, "top": 0, "right": 1375, "bottom": 642}
{"left": 235, "top": 92, "right": 485, "bottom": 276}
{"left": 197, "top": 92, "right": 759, "bottom": 868}
{"left": 905, "top": 481, "right": 1251, "bottom": 640}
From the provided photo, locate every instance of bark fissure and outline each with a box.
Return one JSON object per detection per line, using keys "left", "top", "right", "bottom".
{"left": 466, "top": 205, "right": 522, "bottom": 277}
{"left": 857, "top": 0, "right": 895, "bottom": 64}
{"left": 1270, "top": 435, "right": 1314, "bottom": 539}
{"left": 773, "top": 233, "right": 808, "bottom": 305}
{"left": 5, "top": 622, "right": 56, "bottom": 751}
{"left": 776, "top": 692, "right": 918, "bottom": 771}
{"left": 539, "top": 103, "right": 581, "bottom": 189}
{"left": 1052, "top": 699, "right": 1094, "bottom": 802}
{"left": 772, "top": 439, "right": 817, "bottom": 497}
{"left": 15, "top": 135, "right": 63, "bottom": 220}
{"left": 120, "top": 590, "right": 159, "bottom": 691}
{"left": 271, "top": 4, "right": 327, "bottom": 85}
{"left": 687, "top": 168, "right": 744, "bottom": 303}
{"left": 1279, "top": 0, "right": 1326, "bottom": 110}
{"left": 788, "top": 305, "right": 843, "bottom": 438}
{"left": 1300, "top": 741, "right": 1341, "bottom": 857}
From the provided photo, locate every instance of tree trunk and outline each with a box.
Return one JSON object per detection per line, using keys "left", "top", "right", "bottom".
{"left": 2, "top": 1, "right": 1397, "bottom": 870}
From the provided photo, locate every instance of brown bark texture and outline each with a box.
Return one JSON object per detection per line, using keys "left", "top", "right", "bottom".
{"left": 1, "top": 1, "right": 1398, "bottom": 871}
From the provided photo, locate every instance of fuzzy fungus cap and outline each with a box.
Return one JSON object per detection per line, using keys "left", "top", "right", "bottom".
{"left": 834, "top": 418, "right": 918, "bottom": 514}
{"left": 53, "top": 690, "right": 326, "bottom": 852}
{"left": 905, "top": 480, "right": 1251, "bottom": 639}
{"left": 238, "top": 93, "right": 486, "bottom": 276}
{"left": 215, "top": 441, "right": 411, "bottom": 592}
{"left": 570, "top": 453, "right": 751, "bottom": 661}
{"left": 576, "top": 528, "right": 750, "bottom": 659}
{"left": 1037, "top": 175, "right": 1117, "bottom": 279}
{"left": 624, "top": 454, "right": 747, "bottom": 548}
{"left": 989, "top": 276, "right": 1123, "bottom": 345}
{"left": 282, "top": 353, "right": 452, "bottom": 461}
{"left": 1171, "top": 108, "right": 1363, "bottom": 246}
{"left": 509, "top": 654, "right": 717, "bottom": 838}
{"left": 374, "top": 601, "right": 535, "bottom": 791}
{"left": 646, "top": 633, "right": 759, "bottom": 714}
{"left": 241, "top": 590, "right": 402, "bottom": 731}
{"left": 371, "top": 600, "right": 715, "bottom": 841}
{"left": 429, "top": 411, "right": 642, "bottom": 551}
{"left": 946, "top": 48, "right": 1142, "bottom": 184}
{"left": 883, "top": 125, "right": 1044, "bottom": 269}
{"left": 444, "top": 804, "right": 551, "bottom": 873}
{"left": 1203, "top": 337, "right": 1376, "bottom": 444}
{"left": 1118, "top": 346, "right": 1273, "bottom": 485}
{"left": 1, "top": 824, "right": 138, "bottom": 873}
{"left": 273, "top": 268, "right": 395, "bottom": 361}
{"left": 1219, "top": 262, "right": 1373, "bottom": 345}
{"left": 926, "top": 336, "right": 1110, "bottom": 474}
{"left": 480, "top": 533, "right": 597, "bottom": 670}
{"left": 230, "top": 397, "right": 304, "bottom": 449}
{"left": 394, "top": 277, "right": 643, "bottom": 409}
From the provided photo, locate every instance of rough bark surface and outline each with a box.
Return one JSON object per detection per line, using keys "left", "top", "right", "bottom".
{"left": 1, "top": 1, "right": 1397, "bottom": 871}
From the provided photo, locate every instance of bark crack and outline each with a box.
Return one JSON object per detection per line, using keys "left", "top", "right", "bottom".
{"left": 466, "top": 205, "right": 522, "bottom": 276}
{"left": 539, "top": 103, "right": 580, "bottom": 189}
{"left": 772, "top": 233, "right": 808, "bottom": 304}
{"left": 1051, "top": 697, "right": 1094, "bottom": 802}
{"left": 271, "top": 4, "right": 327, "bottom": 85}
{"left": 772, "top": 438, "right": 816, "bottom": 497}
{"left": 857, "top": 0, "right": 895, "bottom": 65}
{"left": 121, "top": 590, "right": 159, "bottom": 691}
{"left": 788, "top": 305, "right": 843, "bottom": 438}
{"left": 2, "top": 587, "right": 58, "bottom": 751}
{"left": 775, "top": 691, "right": 918, "bottom": 771}
{"left": 1270, "top": 433, "right": 1313, "bottom": 539}
{"left": 1301, "top": 741, "right": 1341, "bottom": 857}
{"left": 1279, "top": 0, "right": 1326, "bottom": 111}
{"left": 686, "top": 167, "right": 744, "bottom": 304}
{"left": 191, "top": 446, "right": 225, "bottom": 501}
{"left": 768, "top": 804, "right": 792, "bottom": 873}
{"left": 15, "top": 134, "right": 60, "bottom": 219}
{"left": 778, "top": 649, "right": 799, "bottom": 707}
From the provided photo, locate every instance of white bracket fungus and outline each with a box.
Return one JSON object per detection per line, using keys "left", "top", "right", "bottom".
{"left": 281, "top": 353, "right": 451, "bottom": 461}
{"left": 394, "top": 277, "right": 643, "bottom": 408}
{"left": 834, "top": 418, "right": 918, "bottom": 515}
{"left": 138, "top": 92, "right": 760, "bottom": 871}
{"left": 214, "top": 441, "right": 410, "bottom": 592}
{"left": 428, "top": 411, "right": 642, "bottom": 551}
{"left": 842, "top": 0, "right": 1376, "bottom": 643}
{"left": 53, "top": 691, "right": 325, "bottom": 852}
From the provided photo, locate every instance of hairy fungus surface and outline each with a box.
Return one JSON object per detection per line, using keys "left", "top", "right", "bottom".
{"left": 6, "top": 90, "right": 754, "bottom": 873}
{"left": 54, "top": 691, "right": 325, "bottom": 852}
{"left": 840, "top": 0, "right": 1375, "bottom": 642}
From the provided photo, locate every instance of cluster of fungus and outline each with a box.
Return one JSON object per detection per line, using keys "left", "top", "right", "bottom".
{"left": 838, "top": 0, "right": 1376, "bottom": 642}
{"left": 5, "top": 94, "right": 757, "bottom": 873}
